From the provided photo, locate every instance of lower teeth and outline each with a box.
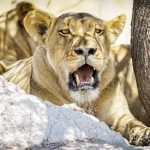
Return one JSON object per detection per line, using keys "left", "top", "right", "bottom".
{"left": 75, "top": 75, "right": 94, "bottom": 86}
{"left": 89, "top": 77, "right": 94, "bottom": 84}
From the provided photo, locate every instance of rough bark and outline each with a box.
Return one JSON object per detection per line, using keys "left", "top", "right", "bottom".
{"left": 131, "top": 0, "right": 150, "bottom": 118}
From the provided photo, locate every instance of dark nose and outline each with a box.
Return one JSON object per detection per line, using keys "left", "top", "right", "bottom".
{"left": 74, "top": 48, "right": 97, "bottom": 56}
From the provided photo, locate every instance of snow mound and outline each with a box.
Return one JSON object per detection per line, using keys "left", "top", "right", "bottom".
{"left": 0, "top": 76, "right": 147, "bottom": 150}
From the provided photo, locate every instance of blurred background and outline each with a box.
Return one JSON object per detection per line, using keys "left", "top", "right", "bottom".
{"left": 0, "top": 0, "right": 133, "bottom": 45}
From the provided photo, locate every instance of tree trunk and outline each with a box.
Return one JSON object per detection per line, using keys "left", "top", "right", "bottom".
{"left": 131, "top": 0, "right": 150, "bottom": 118}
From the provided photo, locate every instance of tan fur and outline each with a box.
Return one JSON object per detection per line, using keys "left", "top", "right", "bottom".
{"left": 0, "top": 2, "right": 37, "bottom": 74}
{"left": 0, "top": 28, "right": 17, "bottom": 73}
{"left": 2, "top": 10, "right": 150, "bottom": 146}
{"left": 112, "top": 45, "right": 150, "bottom": 126}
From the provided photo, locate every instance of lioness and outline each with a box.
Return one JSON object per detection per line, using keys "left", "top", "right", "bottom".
{"left": 2, "top": 10, "right": 150, "bottom": 146}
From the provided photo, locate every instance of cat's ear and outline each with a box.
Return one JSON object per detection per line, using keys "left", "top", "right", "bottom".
{"left": 24, "top": 10, "right": 55, "bottom": 44}
{"left": 104, "top": 14, "right": 126, "bottom": 44}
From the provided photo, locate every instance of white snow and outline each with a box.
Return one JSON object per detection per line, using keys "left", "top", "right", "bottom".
{"left": 0, "top": 76, "right": 147, "bottom": 150}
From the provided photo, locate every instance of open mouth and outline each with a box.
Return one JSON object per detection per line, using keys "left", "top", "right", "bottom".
{"left": 68, "top": 64, "right": 99, "bottom": 91}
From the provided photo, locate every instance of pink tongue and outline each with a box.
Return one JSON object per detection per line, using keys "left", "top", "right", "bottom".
{"left": 74, "top": 64, "right": 93, "bottom": 82}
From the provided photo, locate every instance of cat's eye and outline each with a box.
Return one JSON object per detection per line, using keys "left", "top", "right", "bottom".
{"left": 95, "top": 29, "right": 104, "bottom": 35}
{"left": 59, "top": 29, "right": 70, "bottom": 35}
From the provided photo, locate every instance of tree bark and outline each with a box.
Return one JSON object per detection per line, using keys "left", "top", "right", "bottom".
{"left": 131, "top": 0, "right": 150, "bottom": 118}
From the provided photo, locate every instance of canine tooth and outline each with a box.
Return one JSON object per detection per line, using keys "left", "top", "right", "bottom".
{"left": 94, "top": 68, "right": 96, "bottom": 70}
{"left": 75, "top": 75, "right": 80, "bottom": 86}
{"left": 89, "top": 77, "right": 94, "bottom": 84}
